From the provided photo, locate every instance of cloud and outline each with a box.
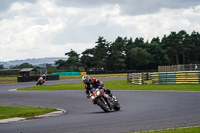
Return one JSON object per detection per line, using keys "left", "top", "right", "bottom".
{"left": 0, "top": 0, "right": 200, "bottom": 61}
{"left": 0, "top": 0, "right": 69, "bottom": 61}
{"left": 108, "top": 5, "right": 200, "bottom": 40}
{"left": 0, "top": 1, "right": 123, "bottom": 61}
{"left": 54, "top": 0, "right": 200, "bottom": 15}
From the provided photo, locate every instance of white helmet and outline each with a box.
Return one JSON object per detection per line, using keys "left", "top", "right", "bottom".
{"left": 82, "top": 75, "right": 90, "bottom": 84}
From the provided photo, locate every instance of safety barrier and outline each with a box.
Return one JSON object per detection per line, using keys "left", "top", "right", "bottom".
{"left": 152, "top": 71, "right": 200, "bottom": 84}
{"left": 158, "top": 64, "right": 200, "bottom": 72}
{"left": 51, "top": 72, "right": 86, "bottom": 76}
{"left": 151, "top": 72, "right": 176, "bottom": 84}
{"left": 176, "top": 71, "right": 199, "bottom": 84}
{"left": 17, "top": 75, "right": 59, "bottom": 82}
{"left": 127, "top": 73, "right": 143, "bottom": 85}
{"left": 81, "top": 72, "right": 87, "bottom": 75}
{"left": 128, "top": 71, "right": 200, "bottom": 85}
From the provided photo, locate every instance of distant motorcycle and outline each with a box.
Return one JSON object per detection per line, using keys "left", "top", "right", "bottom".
{"left": 89, "top": 88, "right": 120, "bottom": 112}
{"left": 36, "top": 77, "right": 45, "bottom": 85}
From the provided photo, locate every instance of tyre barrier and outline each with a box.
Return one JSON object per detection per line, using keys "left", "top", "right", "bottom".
{"left": 127, "top": 73, "right": 143, "bottom": 85}
{"left": 152, "top": 71, "right": 200, "bottom": 84}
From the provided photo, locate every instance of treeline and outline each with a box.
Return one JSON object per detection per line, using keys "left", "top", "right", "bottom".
{"left": 56, "top": 30, "right": 200, "bottom": 71}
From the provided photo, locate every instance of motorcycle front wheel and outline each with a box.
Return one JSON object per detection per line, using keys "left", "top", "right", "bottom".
{"left": 97, "top": 98, "right": 110, "bottom": 112}
{"left": 113, "top": 101, "right": 120, "bottom": 111}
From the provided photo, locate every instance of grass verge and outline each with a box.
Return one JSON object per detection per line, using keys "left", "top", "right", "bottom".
{"left": 0, "top": 106, "right": 57, "bottom": 120}
{"left": 135, "top": 126, "right": 200, "bottom": 133}
{"left": 0, "top": 76, "right": 17, "bottom": 84}
{"left": 18, "top": 80, "right": 200, "bottom": 91}
{"left": 0, "top": 74, "right": 127, "bottom": 84}
{"left": 60, "top": 73, "right": 127, "bottom": 80}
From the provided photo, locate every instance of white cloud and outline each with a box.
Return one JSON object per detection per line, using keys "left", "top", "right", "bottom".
{"left": 0, "top": 0, "right": 200, "bottom": 61}
{"left": 108, "top": 5, "right": 200, "bottom": 40}
{"left": 78, "top": 4, "right": 120, "bottom": 26}
{"left": 0, "top": 0, "right": 69, "bottom": 61}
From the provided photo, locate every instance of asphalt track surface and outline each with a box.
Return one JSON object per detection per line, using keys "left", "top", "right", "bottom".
{"left": 0, "top": 78, "right": 200, "bottom": 133}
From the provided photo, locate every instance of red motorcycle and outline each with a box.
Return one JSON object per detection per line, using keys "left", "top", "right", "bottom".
{"left": 90, "top": 88, "right": 120, "bottom": 112}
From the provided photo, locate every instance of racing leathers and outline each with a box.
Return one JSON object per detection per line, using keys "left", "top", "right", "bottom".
{"left": 84, "top": 78, "right": 112, "bottom": 98}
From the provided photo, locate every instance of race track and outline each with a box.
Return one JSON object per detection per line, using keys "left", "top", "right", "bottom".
{"left": 0, "top": 78, "right": 200, "bottom": 133}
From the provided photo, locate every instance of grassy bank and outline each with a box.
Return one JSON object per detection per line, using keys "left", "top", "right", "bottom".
{"left": 0, "top": 106, "right": 57, "bottom": 120}
{"left": 135, "top": 126, "right": 200, "bottom": 133}
{"left": 18, "top": 80, "right": 200, "bottom": 91}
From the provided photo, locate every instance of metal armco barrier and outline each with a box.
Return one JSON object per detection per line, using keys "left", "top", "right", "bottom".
{"left": 152, "top": 71, "right": 200, "bottom": 84}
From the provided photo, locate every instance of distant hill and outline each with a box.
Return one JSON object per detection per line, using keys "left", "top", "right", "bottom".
{"left": 0, "top": 57, "right": 67, "bottom": 68}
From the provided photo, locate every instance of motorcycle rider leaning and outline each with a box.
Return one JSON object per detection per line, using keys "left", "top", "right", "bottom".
{"left": 82, "top": 75, "right": 113, "bottom": 99}
{"left": 42, "top": 74, "right": 46, "bottom": 80}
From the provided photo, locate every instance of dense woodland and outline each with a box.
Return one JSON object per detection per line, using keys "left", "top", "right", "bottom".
{"left": 55, "top": 30, "right": 200, "bottom": 72}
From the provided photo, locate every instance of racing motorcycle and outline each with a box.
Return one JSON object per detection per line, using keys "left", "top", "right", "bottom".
{"left": 89, "top": 88, "right": 120, "bottom": 112}
{"left": 36, "top": 77, "right": 45, "bottom": 85}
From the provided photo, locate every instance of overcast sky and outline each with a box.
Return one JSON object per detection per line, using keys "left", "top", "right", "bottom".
{"left": 0, "top": 0, "right": 200, "bottom": 61}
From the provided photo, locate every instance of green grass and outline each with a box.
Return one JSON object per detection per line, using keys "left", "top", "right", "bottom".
{"left": 0, "top": 74, "right": 127, "bottom": 84}
{"left": 0, "top": 106, "right": 57, "bottom": 120}
{"left": 0, "top": 76, "right": 17, "bottom": 84}
{"left": 60, "top": 73, "right": 126, "bottom": 80}
{"left": 18, "top": 80, "right": 200, "bottom": 91}
{"left": 135, "top": 126, "right": 200, "bottom": 133}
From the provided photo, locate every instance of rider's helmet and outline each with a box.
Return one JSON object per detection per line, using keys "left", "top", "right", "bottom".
{"left": 82, "top": 75, "right": 90, "bottom": 84}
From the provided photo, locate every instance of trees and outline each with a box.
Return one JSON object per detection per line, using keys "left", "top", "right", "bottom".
{"left": 129, "top": 47, "right": 150, "bottom": 70}
{"left": 190, "top": 31, "right": 200, "bottom": 63}
{"left": 167, "top": 31, "right": 181, "bottom": 64}
{"left": 55, "top": 59, "right": 67, "bottom": 70}
{"left": 11, "top": 63, "right": 34, "bottom": 69}
{"left": 107, "top": 37, "right": 126, "bottom": 71}
{"left": 134, "top": 37, "right": 147, "bottom": 49}
{"left": 65, "top": 49, "right": 81, "bottom": 71}
{"left": 161, "top": 30, "right": 197, "bottom": 65}
{"left": 147, "top": 40, "right": 169, "bottom": 69}
{"left": 54, "top": 49, "right": 81, "bottom": 71}
{"left": 55, "top": 30, "right": 200, "bottom": 72}
{"left": 93, "top": 37, "right": 110, "bottom": 70}
{"left": 124, "top": 37, "right": 135, "bottom": 70}
{"left": 177, "top": 30, "right": 191, "bottom": 64}
{"left": 0, "top": 64, "right": 4, "bottom": 69}
{"left": 81, "top": 48, "right": 95, "bottom": 71}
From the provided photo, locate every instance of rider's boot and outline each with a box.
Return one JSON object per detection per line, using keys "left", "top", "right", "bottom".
{"left": 110, "top": 94, "right": 117, "bottom": 101}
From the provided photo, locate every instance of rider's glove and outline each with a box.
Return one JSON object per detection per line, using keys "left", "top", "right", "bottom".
{"left": 90, "top": 84, "right": 93, "bottom": 88}
{"left": 98, "top": 86, "right": 102, "bottom": 89}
